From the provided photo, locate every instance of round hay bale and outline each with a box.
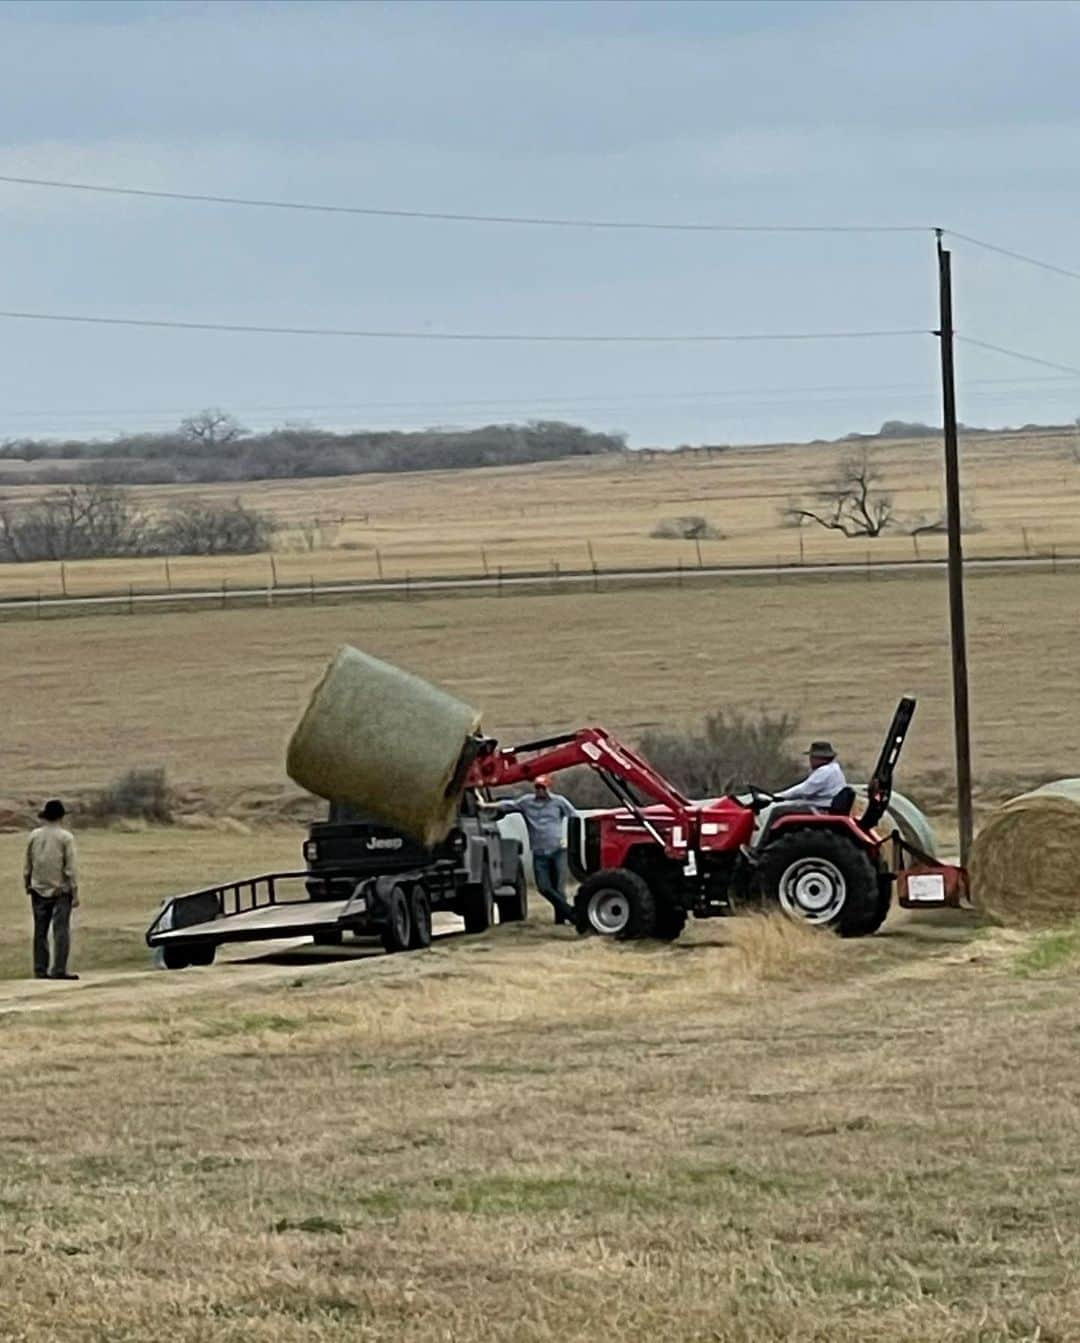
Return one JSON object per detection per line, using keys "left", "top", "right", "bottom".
{"left": 971, "top": 782, "right": 1080, "bottom": 926}
{"left": 286, "top": 645, "right": 481, "bottom": 847}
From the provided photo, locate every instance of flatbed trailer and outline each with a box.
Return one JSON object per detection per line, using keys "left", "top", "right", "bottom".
{"left": 146, "top": 802, "right": 528, "bottom": 969}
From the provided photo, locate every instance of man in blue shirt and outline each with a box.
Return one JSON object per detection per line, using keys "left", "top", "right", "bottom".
{"left": 484, "top": 776, "right": 577, "bottom": 924}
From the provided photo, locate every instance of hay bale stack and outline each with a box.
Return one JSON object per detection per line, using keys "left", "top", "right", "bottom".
{"left": 286, "top": 646, "right": 481, "bottom": 847}
{"left": 970, "top": 779, "right": 1080, "bottom": 926}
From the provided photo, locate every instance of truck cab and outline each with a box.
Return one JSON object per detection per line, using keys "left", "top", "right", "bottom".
{"left": 303, "top": 788, "right": 526, "bottom": 929}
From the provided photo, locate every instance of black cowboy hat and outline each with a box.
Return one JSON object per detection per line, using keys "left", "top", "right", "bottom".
{"left": 38, "top": 799, "right": 66, "bottom": 822}
{"left": 803, "top": 741, "right": 837, "bottom": 760}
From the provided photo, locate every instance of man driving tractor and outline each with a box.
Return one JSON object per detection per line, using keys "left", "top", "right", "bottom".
{"left": 775, "top": 740, "right": 847, "bottom": 808}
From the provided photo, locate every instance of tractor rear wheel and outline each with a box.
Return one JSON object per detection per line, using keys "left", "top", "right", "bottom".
{"left": 758, "top": 829, "right": 882, "bottom": 937}
{"left": 575, "top": 869, "right": 657, "bottom": 940}
{"left": 496, "top": 865, "right": 528, "bottom": 924}
{"left": 381, "top": 884, "right": 413, "bottom": 953}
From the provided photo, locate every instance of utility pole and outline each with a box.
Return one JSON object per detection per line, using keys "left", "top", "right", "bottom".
{"left": 935, "top": 229, "right": 974, "bottom": 867}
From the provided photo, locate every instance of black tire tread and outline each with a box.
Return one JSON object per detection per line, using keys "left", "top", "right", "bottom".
{"left": 574, "top": 868, "right": 657, "bottom": 941}
{"left": 758, "top": 827, "right": 883, "bottom": 938}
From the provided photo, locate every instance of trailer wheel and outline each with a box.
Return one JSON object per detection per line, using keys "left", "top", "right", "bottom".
{"left": 381, "top": 884, "right": 413, "bottom": 954}
{"left": 463, "top": 863, "right": 495, "bottom": 935}
{"left": 187, "top": 942, "right": 217, "bottom": 967}
{"left": 496, "top": 865, "right": 528, "bottom": 924}
{"left": 408, "top": 884, "right": 433, "bottom": 949}
{"left": 160, "top": 946, "right": 191, "bottom": 971}
{"left": 575, "top": 869, "right": 657, "bottom": 940}
{"left": 758, "top": 829, "right": 881, "bottom": 937}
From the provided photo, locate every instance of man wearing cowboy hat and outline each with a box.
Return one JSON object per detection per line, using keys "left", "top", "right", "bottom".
{"left": 775, "top": 740, "right": 848, "bottom": 808}
{"left": 24, "top": 799, "right": 80, "bottom": 980}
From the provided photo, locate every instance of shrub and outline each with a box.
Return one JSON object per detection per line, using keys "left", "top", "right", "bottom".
{"left": 650, "top": 516, "right": 722, "bottom": 541}
{"left": 553, "top": 709, "right": 803, "bottom": 809}
{"left": 87, "top": 768, "right": 173, "bottom": 824}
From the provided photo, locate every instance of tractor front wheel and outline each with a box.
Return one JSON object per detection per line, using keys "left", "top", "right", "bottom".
{"left": 758, "top": 829, "right": 884, "bottom": 937}
{"left": 575, "top": 869, "right": 657, "bottom": 940}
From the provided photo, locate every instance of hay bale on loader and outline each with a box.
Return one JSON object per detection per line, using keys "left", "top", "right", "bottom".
{"left": 970, "top": 779, "right": 1080, "bottom": 926}
{"left": 286, "top": 645, "right": 481, "bottom": 847}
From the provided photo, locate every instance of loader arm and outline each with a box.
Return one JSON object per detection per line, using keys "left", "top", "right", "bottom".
{"left": 466, "top": 727, "right": 697, "bottom": 857}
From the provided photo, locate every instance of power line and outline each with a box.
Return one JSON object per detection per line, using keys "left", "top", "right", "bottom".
{"left": 956, "top": 335, "right": 1080, "bottom": 380}
{"left": 0, "top": 308, "right": 930, "bottom": 344}
{"left": 3, "top": 369, "right": 1077, "bottom": 428}
{"left": 0, "top": 173, "right": 931, "bottom": 234}
{"left": 946, "top": 231, "right": 1080, "bottom": 285}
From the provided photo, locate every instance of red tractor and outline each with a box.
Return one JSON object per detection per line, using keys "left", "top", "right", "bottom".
{"left": 466, "top": 698, "right": 921, "bottom": 940}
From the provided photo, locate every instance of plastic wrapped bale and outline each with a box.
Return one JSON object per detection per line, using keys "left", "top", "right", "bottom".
{"left": 286, "top": 646, "right": 481, "bottom": 847}
{"left": 970, "top": 779, "right": 1080, "bottom": 926}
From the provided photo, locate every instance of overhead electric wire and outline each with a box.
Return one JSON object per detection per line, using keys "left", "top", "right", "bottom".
{"left": 946, "top": 231, "right": 1080, "bottom": 285}
{"left": 956, "top": 335, "right": 1080, "bottom": 380}
{"left": 0, "top": 308, "right": 930, "bottom": 344}
{"left": 0, "top": 173, "right": 930, "bottom": 234}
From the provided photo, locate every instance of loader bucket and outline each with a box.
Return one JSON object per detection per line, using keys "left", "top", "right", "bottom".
{"left": 286, "top": 645, "right": 481, "bottom": 847}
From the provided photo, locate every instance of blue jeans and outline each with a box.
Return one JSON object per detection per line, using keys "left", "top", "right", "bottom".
{"left": 533, "top": 850, "right": 575, "bottom": 923}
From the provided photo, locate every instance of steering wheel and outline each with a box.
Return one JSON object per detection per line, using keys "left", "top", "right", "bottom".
{"left": 746, "top": 784, "right": 779, "bottom": 814}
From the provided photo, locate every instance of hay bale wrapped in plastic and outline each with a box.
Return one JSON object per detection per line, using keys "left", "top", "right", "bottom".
{"left": 286, "top": 646, "right": 481, "bottom": 847}
{"left": 970, "top": 779, "right": 1080, "bottom": 926}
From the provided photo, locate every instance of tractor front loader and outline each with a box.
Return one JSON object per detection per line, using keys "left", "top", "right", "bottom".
{"left": 466, "top": 697, "right": 966, "bottom": 942}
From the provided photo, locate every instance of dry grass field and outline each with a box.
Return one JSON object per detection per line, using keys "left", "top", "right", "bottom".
{"left": 2, "top": 428, "right": 1080, "bottom": 599}
{"left": 3, "top": 903, "right": 1080, "bottom": 1342}
{"left": 1, "top": 567, "right": 1078, "bottom": 811}
{"left": 5, "top": 439, "right": 1080, "bottom": 1341}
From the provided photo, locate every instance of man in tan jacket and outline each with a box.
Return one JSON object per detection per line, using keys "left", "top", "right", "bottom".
{"left": 25, "top": 799, "right": 80, "bottom": 980}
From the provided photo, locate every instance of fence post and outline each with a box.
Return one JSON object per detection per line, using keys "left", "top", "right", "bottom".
{"left": 865, "top": 550, "right": 872, "bottom": 581}
{"left": 165, "top": 558, "right": 172, "bottom": 591}
{"left": 376, "top": 548, "right": 384, "bottom": 581}
{"left": 497, "top": 565, "right": 503, "bottom": 595}
{"left": 1022, "top": 526, "right": 1031, "bottom": 555}
{"left": 677, "top": 556, "right": 683, "bottom": 589}
{"left": 309, "top": 574, "right": 315, "bottom": 605}
{"left": 694, "top": 537, "right": 703, "bottom": 568}
{"left": 36, "top": 590, "right": 41, "bottom": 619}
{"left": 269, "top": 553, "right": 278, "bottom": 588}
{"left": 913, "top": 532, "right": 921, "bottom": 561}
{"left": 60, "top": 562, "right": 67, "bottom": 597}
{"left": 481, "top": 547, "right": 489, "bottom": 577}
{"left": 221, "top": 578, "right": 228, "bottom": 610}
{"left": 405, "top": 571, "right": 411, "bottom": 600}
{"left": 1052, "top": 544, "right": 1058, "bottom": 574}
{"left": 128, "top": 584, "right": 135, "bottom": 616}
{"left": 798, "top": 529, "right": 805, "bottom": 566}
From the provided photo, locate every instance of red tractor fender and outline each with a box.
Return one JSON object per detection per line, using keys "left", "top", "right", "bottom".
{"left": 764, "top": 811, "right": 883, "bottom": 853}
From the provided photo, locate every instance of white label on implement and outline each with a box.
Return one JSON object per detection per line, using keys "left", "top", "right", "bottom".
{"left": 906, "top": 874, "right": 946, "bottom": 903}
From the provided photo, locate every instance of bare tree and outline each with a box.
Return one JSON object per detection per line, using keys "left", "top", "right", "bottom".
{"left": 0, "top": 485, "right": 148, "bottom": 562}
{"left": 783, "top": 450, "right": 895, "bottom": 538}
{"left": 178, "top": 409, "right": 248, "bottom": 449}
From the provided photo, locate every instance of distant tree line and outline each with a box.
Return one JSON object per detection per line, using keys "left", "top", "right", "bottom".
{"left": 0, "top": 485, "right": 273, "bottom": 563}
{"left": 0, "top": 412, "right": 625, "bottom": 486}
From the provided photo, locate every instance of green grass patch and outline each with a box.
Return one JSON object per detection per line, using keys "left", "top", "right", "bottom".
{"left": 197, "top": 1012, "right": 324, "bottom": 1039}
{"left": 1014, "top": 926, "right": 1080, "bottom": 977}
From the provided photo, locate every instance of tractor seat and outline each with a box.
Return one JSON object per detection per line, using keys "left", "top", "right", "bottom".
{"left": 829, "top": 787, "right": 856, "bottom": 816}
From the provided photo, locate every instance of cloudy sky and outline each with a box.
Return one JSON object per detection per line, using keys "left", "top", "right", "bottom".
{"left": 1, "top": 0, "right": 1079, "bottom": 447}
